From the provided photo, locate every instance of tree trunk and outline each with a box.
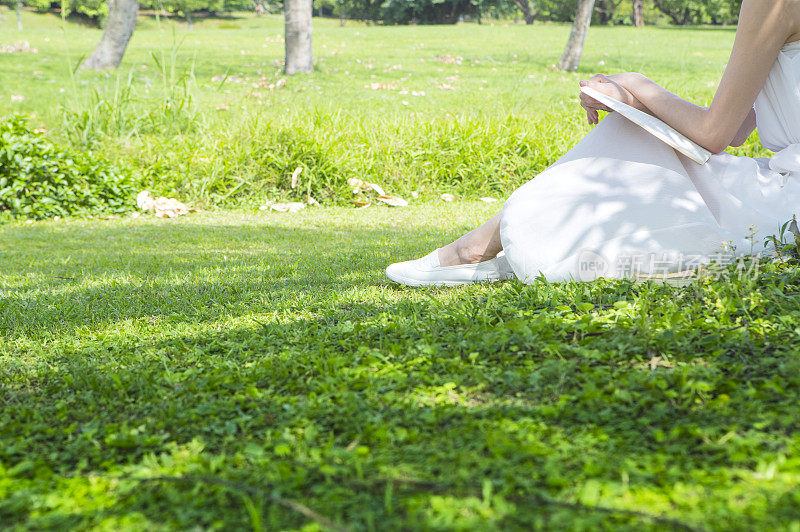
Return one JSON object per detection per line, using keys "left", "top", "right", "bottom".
{"left": 284, "top": 0, "right": 312, "bottom": 74}
{"left": 557, "top": 0, "right": 595, "bottom": 71}
{"left": 595, "top": 0, "right": 610, "bottom": 25}
{"left": 185, "top": 11, "right": 193, "bottom": 29}
{"left": 81, "top": 0, "right": 138, "bottom": 70}
{"left": 632, "top": 0, "right": 644, "bottom": 27}
{"left": 653, "top": 0, "right": 686, "bottom": 25}
{"left": 512, "top": 0, "right": 535, "bottom": 24}
{"left": 16, "top": 0, "right": 22, "bottom": 31}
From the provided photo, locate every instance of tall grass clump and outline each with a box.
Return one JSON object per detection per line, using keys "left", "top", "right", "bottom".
{"left": 119, "top": 108, "right": 585, "bottom": 207}
{"left": 60, "top": 37, "right": 202, "bottom": 148}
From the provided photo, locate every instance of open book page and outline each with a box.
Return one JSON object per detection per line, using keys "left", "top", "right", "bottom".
{"left": 580, "top": 86, "right": 712, "bottom": 165}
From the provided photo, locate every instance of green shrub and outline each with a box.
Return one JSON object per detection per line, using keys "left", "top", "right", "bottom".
{"left": 0, "top": 116, "right": 135, "bottom": 220}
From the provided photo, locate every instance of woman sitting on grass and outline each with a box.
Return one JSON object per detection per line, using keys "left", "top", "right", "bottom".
{"left": 386, "top": 0, "right": 800, "bottom": 286}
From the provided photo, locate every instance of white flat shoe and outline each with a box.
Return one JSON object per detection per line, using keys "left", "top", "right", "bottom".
{"left": 385, "top": 250, "right": 516, "bottom": 287}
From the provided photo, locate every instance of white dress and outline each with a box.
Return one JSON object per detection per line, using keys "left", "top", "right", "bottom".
{"left": 500, "top": 40, "right": 800, "bottom": 283}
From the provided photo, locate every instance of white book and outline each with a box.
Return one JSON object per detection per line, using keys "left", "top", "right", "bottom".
{"left": 580, "top": 86, "right": 712, "bottom": 165}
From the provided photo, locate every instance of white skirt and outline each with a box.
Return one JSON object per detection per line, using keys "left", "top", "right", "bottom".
{"left": 500, "top": 113, "right": 800, "bottom": 283}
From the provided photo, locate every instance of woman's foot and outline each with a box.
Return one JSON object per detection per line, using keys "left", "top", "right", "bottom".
{"left": 437, "top": 240, "right": 494, "bottom": 267}
{"left": 385, "top": 250, "right": 515, "bottom": 287}
{"left": 437, "top": 213, "right": 505, "bottom": 267}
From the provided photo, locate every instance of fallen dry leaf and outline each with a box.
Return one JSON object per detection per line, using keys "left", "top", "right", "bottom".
{"left": 376, "top": 194, "right": 409, "bottom": 207}
{"left": 369, "top": 183, "right": 387, "bottom": 196}
{"left": 137, "top": 190, "right": 155, "bottom": 211}
{"left": 347, "top": 178, "right": 386, "bottom": 196}
{"left": 347, "top": 177, "right": 364, "bottom": 191}
{"left": 136, "top": 190, "right": 193, "bottom": 218}
{"left": 153, "top": 196, "right": 192, "bottom": 218}
{"left": 1, "top": 41, "right": 38, "bottom": 54}
{"left": 435, "top": 54, "right": 463, "bottom": 65}
{"left": 648, "top": 355, "right": 674, "bottom": 370}
{"left": 215, "top": 104, "right": 230, "bottom": 111}
{"left": 440, "top": 193, "right": 457, "bottom": 202}
{"left": 365, "top": 82, "right": 397, "bottom": 90}
{"left": 10, "top": 94, "right": 25, "bottom": 102}
{"left": 268, "top": 202, "right": 305, "bottom": 213}
{"left": 479, "top": 197, "right": 499, "bottom": 203}
{"left": 291, "top": 167, "right": 303, "bottom": 189}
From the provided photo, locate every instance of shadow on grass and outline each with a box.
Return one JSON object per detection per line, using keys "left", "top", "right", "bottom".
{"left": 3, "top": 297, "right": 799, "bottom": 530}
{"left": 2, "top": 234, "right": 800, "bottom": 529}
{"left": 0, "top": 217, "right": 450, "bottom": 339}
{"left": 2, "top": 211, "right": 800, "bottom": 530}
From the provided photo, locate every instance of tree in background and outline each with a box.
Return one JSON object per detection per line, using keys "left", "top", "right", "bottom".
{"left": 81, "top": 0, "right": 138, "bottom": 69}
{"left": 5, "top": 0, "right": 748, "bottom": 30}
{"left": 557, "top": 0, "right": 595, "bottom": 71}
{"left": 632, "top": 0, "right": 644, "bottom": 26}
{"left": 150, "top": 0, "right": 229, "bottom": 29}
{"left": 284, "top": 0, "right": 312, "bottom": 74}
{"left": 377, "top": 0, "right": 481, "bottom": 25}
{"left": 594, "top": 0, "right": 621, "bottom": 25}
{"left": 651, "top": 0, "right": 693, "bottom": 24}
{"left": 651, "top": 0, "right": 740, "bottom": 25}
{"left": 0, "top": 0, "right": 29, "bottom": 30}
{"left": 135, "top": 0, "right": 256, "bottom": 24}
{"left": 511, "top": 0, "right": 535, "bottom": 24}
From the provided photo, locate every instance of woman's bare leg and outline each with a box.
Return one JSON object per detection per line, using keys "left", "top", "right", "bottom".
{"left": 438, "top": 213, "right": 503, "bottom": 267}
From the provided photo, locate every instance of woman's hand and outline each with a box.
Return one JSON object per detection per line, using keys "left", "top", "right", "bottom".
{"left": 579, "top": 73, "right": 647, "bottom": 125}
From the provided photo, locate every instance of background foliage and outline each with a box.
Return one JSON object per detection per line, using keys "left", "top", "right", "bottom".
{"left": 0, "top": 115, "right": 134, "bottom": 220}
{"left": 3, "top": 0, "right": 745, "bottom": 25}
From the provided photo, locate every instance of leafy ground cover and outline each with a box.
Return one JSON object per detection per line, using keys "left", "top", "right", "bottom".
{"left": 0, "top": 115, "right": 134, "bottom": 220}
{"left": 2, "top": 204, "right": 800, "bottom": 530}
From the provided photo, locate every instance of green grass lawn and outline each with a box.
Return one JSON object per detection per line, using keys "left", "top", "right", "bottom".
{"left": 3, "top": 203, "right": 800, "bottom": 530}
{"left": 2, "top": 11, "right": 800, "bottom": 531}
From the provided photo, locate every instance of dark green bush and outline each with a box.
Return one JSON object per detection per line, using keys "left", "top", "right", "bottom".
{"left": 0, "top": 116, "right": 135, "bottom": 221}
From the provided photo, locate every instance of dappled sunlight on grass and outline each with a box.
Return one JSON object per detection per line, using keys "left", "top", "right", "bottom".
{"left": 2, "top": 203, "right": 800, "bottom": 529}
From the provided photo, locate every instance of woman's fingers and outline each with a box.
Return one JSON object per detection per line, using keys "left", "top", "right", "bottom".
{"left": 580, "top": 76, "right": 614, "bottom": 123}
{"left": 580, "top": 92, "right": 611, "bottom": 113}
{"left": 583, "top": 103, "right": 599, "bottom": 125}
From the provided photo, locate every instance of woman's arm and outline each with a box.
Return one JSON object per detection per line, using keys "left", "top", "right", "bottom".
{"left": 582, "top": 0, "right": 795, "bottom": 154}
{"left": 730, "top": 107, "right": 757, "bottom": 148}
